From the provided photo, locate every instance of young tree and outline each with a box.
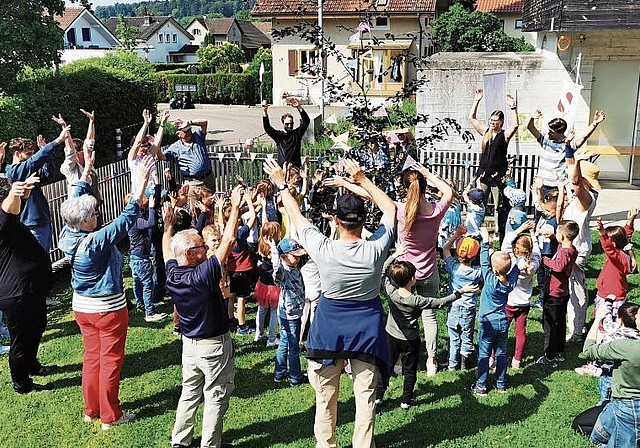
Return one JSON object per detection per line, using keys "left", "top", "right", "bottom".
{"left": 116, "top": 15, "right": 140, "bottom": 51}
{"left": 431, "top": 3, "right": 535, "bottom": 52}
{"left": 197, "top": 43, "right": 245, "bottom": 73}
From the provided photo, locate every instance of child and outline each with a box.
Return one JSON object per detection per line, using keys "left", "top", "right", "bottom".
{"left": 268, "top": 237, "right": 307, "bottom": 385}
{"left": 503, "top": 185, "right": 528, "bottom": 234}
{"left": 532, "top": 178, "right": 560, "bottom": 310}
{"left": 536, "top": 220, "right": 579, "bottom": 366}
{"left": 471, "top": 227, "right": 520, "bottom": 395}
{"left": 126, "top": 188, "right": 168, "bottom": 323}
{"left": 443, "top": 226, "right": 483, "bottom": 371}
{"left": 255, "top": 222, "right": 282, "bottom": 347}
{"left": 501, "top": 221, "right": 540, "bottom": 369}
{"left": 438, "top": 185, "right": 462, "bottom": 254}
{"left": 463, "top": 185, "right": 485, "bottom": 239}
{"left": 377, "top": 243, "right": 478, "bottom": 408}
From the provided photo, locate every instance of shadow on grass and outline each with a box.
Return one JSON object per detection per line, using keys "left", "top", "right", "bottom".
{"left": 125, "top": 384, "right": 182, "bottom": 420}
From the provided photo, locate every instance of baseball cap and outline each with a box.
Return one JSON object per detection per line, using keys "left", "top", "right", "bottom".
{"left": 336, "top": 194, "right": 366, "bottom": 223}
{"left": 277, "top": 238, "right": 306, "bottom": 256}
{"left": 504, "top": 186, "right": 526, "bottom": 207}
{"left": 174, "top": 120, "right": 192, "bottom": 132}
{"left": 467, "top": 188, "right": 484, "bottom": 205}
{"left": 457, "top": 236, "right": 480, "bottom": 260}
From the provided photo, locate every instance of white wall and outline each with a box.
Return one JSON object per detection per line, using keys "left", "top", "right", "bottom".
{"left": 65, "top": 11, "right": 118, "bottom": 49}
{"left": 60, "top": 48, "right": 113, "bottom": 64}
{"left": 187, "top": 21, "right": 208, "bottom": 46}
{"left": 137, "top": 21, "right": 192, "bottom": 63}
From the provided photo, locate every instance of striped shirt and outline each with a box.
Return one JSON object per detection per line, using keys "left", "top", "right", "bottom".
{"left": 536, "top": 136, "right": 574, "bottom": 186}
{"left": 72, "top": 292, "right": 127, "bottom": 314}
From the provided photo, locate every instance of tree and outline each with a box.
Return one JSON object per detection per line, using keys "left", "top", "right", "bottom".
{"left": 0, "top": 0, "right": 67, "bottom": 92}
{"left": 197, "top": 43, "right": 245, "bottom": 73}
{"left": 430, "top": 3, "right": 535, "bottom": 52}
{"left": 203, "top": 33, "right": 216, "bottom": 46}
{"left": 247, "top": 48, "right": 272, "bottom": 74}
{"left": 116, "top": 15, "right": 140, "bottom": 51}
{"left": 234, "top": 10, "right": 253, "bottom": 21}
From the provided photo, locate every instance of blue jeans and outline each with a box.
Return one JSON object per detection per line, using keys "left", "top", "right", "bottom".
{"left": 598, "top": 374, "right": 613, "bottom": 406}
{"left": 447, "top": 304, "right": 476, "bottom": 370}
{"left": 29, "top": 223, "right": 52, "bottom": 251}
{"left": 476, "top": 317, "right": 508, "bottom": 390}
{"left": 274, "top": 316, "right": 302, "bottom": 384}
{"left": 591, "top": 398, "right": 640, "bottom": 447}
{"left": 130, "top": 256, "right": 155, "bottom": 316}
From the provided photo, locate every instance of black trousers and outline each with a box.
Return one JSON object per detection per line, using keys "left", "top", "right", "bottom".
{"left": 543, "top": 294, "right": 569, "bottom": 358}
{"left": 0, "top": 292, "right": 47, "bottom": 392}
{"left": 376, "top": 334, "right": 420, "bottom": 403}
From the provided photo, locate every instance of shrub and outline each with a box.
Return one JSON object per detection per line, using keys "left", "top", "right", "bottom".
{"left": 158, "top": 73, "right": 259, "bottom": 105}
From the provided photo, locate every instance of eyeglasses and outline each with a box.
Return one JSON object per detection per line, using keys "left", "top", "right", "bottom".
{"left": 188, "top": 244, "right": 207, "bottom": 251}
{"left": 284, "top": 122, "right": 294, "bottom": 126}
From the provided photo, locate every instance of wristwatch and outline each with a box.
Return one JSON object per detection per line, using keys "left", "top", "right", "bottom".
{"left": 276, "top": 183, "right": 287, "bottom": 192}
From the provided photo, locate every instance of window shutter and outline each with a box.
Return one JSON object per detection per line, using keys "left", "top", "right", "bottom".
{"left": 288, "top": 49, "right": 298, "bottom": 76}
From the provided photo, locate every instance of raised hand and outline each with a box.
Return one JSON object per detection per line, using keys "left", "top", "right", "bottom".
{"left": 0, "top": 142, "right": 6, "bottom": 165}
{"left": 596, "top": 216, "right": 605, "bottom": 233}
{"left": 394, "top": 241, "right": 407, "bottom": 258}
{"left": 627, "top": 208, "right": 638, "bottom": 223}
{"left": 51, "top": 114, "right": 67, "bottom": 127}
{"left": 142, "top": 109, "right": 151, "bottom": 124}
{"left": 289, "top": 97, "right": 300, "bottom": 108}
{"left": 593, "top": 110, "right": 606, "bottom": 124}
{"left": 261, "top": 100, "right": 269, "bottom": 113}
{"left": 506, "top": 94, "right": 516, "bottom": 108}
{"left": 474, "top": 88, "right": 483, "bottom": 102}
{"left": 342, "top": 158, "right": 365, "bottom": 183}
{"left": 480, "top": 226, "right": 490, "bottom": 243}
{"left": 230, "top": 184, "right": 243, "bottom": 208}
{"left": 159, "top": 110, "right": 170, "bottom": 126}
{"left": 37, "top": 135, "right": 46, "bottom": 149}
{"left": 531, "top": 109, "right": 542, "bottom": 120}
{"left": 139, "top": 155, "right": 155, "bottom": 184}
{"left": 322, "top": 176, "right": 346, "bottom": 188}
{"left": 454, "top": 224, "right": 467, "bottom": 237}
{"left": 162, "top": 202, "right": 176, "bottom": 228}
{"left": 263, "top": 158, "right": 286, "bottom": 186}
{"left": 80, "top": 109, "right": 95, "bottom": 121}
{"left": 460, "top": 283, "right": 480, "bottom": 294}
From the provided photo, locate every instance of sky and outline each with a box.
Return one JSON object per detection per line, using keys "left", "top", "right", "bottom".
{"left": 65, "top": 0, "right": 140, "bottom": 6}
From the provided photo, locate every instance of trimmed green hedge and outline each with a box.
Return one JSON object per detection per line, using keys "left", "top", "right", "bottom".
{"left": 0, "top": 52, "right": 158, "bottom": 177}
{"left": 157, "top": 71, "right": 272, "bottom": 105}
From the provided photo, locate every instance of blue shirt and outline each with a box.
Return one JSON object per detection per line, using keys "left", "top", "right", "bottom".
{"left": 445, "top": 256, "right": 482, "bottom": 308}
{"left": 165, "top": 255, "right": 229, "bottom": 339}
{"left": 478, "top": 242, "right": 520, "bottom": 320}
{"left": 163, "top": 130, "right": 211, "bottom": 178}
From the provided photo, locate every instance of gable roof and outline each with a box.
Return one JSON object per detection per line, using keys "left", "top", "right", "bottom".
{"left": 475, "top": 0, "right": 523, "bottom": 14}
{"left": 55, "top": 7, "right": 84, "bottom": 30}
{"left": 252, "top": 21, "right": 272, "bottom": 39}
{"left": 253, "top": 0, "right": 436, "bottom": 16}
{"left": 104, "top": 16, "right": 193, "bottom": 41}
{"left": 205, "top": 17, "right": 237, "bottom": 35}
{"left": 237, "top": 21, "right": 271, "bottom": 48}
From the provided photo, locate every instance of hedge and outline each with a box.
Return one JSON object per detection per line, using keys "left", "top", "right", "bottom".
{"left": 157, "top": 71, "right": 273, "bottom": 105}
{"left": 0, "top": 52, "right": 158, "bottom": 178}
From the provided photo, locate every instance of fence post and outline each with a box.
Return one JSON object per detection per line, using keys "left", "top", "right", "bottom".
{"left": 116, "top": 128, "right": 122, "bottom": 158}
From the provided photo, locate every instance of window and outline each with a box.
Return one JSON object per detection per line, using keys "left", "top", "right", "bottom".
{"left": 515, "top": 19, "right": 523, "bottom": 29}
{"left": 158, "top": 33, "right": 163, "bottom": 43}
{"left": 287, "top": 48, "right": 325, "bottom": 77}
{"left": 353, "top": 48, "right": 406, "bottom": 91}
{"left": 376, "top": 0, "right": 388, "bottom": 5}
{"left": 81, "top": 27, "right": 91, "bottom": 42}
{"left": 165, "top": 33, "right": 170, "bottom": 43}
{"left": 371, "top": 16, "right": 389, "bottom": 30}
{"left": 193, "top": 28, "right": 201, "bottom": 36}
{"left": 172, "top": 34, "right": 177, "bottom": 43}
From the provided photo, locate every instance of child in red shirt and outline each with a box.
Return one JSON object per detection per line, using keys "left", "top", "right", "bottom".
{"left": 536, "top": 220, "right": 579, "bottom": 366}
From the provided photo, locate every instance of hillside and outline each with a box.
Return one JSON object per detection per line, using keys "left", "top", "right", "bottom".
{"left": 94, "top": 0, "right": 256, "bottom": 20}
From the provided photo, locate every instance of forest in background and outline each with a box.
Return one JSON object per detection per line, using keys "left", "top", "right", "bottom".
{"left": 94, "top": 0, "right": 256, "bottom": 21}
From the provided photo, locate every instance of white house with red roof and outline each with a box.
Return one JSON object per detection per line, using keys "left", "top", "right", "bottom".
{"left": 55, "top": 7, "right": 120, "bottom": 64}
{"left": 474, "top": 0, "right": 536, "bottom": 46}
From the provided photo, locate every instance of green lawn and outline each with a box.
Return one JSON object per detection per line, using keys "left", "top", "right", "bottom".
{"left": 0, "top": 230, "right": 637, "bottom": 447}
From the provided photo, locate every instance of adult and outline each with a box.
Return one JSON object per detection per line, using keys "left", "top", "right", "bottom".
{"left": 156, "top": 117, "right": 213, "bottom": 191}
{"left": 583, "top": 305, "right": 640, "bottom": 447}
{"left": 264, "top": 157, "right": 396, "bottom": 448}
{"left": 164, "top": 186, "right": 242, "bottom": 448}
{"left": 562, "top": 152, "right": 600, "bottom": 343}
{"left": 469, "top": 88, "right": 518, "bottom": 241}
{"left": 262, "top": 98, "right": 310, "bottom": 167}
{"left": 5, "top": 121, "right": 69, "bottom": 250}
{"left": 129, "top": 109, "right": 169, "bottom": 193}
{"left": 59, "top": 154, "right": 155, "bottom": 430}
{"left": 0, "top": 174, "right": 54, "bottom": 394}
{"left": 395, "top": 164, "right": 454, "bottom": 376}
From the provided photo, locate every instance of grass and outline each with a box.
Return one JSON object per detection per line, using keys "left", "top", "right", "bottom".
{"left": 0, "top": 230, "right": 638, "bottom": 447}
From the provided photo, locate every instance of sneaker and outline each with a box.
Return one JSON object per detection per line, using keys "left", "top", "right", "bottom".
{"left": 374, "top": 398, "right": 384, "bottom": 406}
{"left": 274, "top": 377, "right": 283, "bottom": 384}
{"left": 45, "top": 297, "right": 60, "bottom": 307}
{"left": 266, "top": 339, "right": 279, "bottom": 348}
{"left": 556, "top": 353, "right": 566, "bottom": 362}
{"left": 494, "top": 383, "right": 507, "bottom": 394}
{"left": 531, "top": 300, "right": 543, "bottom": 310}
{"left": 567, "top": 334, "right": 584, "bottom": 343}
{"left": 236, "top": 327, "right": 256, "bottom": 335}
{"left": 400, "top": 402, "right": 411, "bottom": 410}
{"left": 101, "top": 412, "right": 136, "bottom": 430}
{"left": 426, "top": 360, "right": 437, "bottom": 377}
{"left": 14, "top": 383, "right": 51, "bottom": 394}
{"left": 511, "top": 358, "right": 521, "bottom": 370}
{"left": 536, "top": 355, "right": 558, "bottom": 367}
{"left": 33, "top": 365, "right": 59, "bottom": 376}
{"left": 172, "top": 327, "right": 181, "bottom": 336}
{"left": 575, "top": 363, "right": 603, "bottom": 377}
{"left": 0, "top": 345, "right": 9, "bottom": 356}
{"left": 144, "top": 312, "right": 168, "bottom": 323}
{"left": 254, "top": 332, "right": 264, "bottom": 342}
{"left": 84, "top": 414, "right": 99, "bottom": 423}
{"left": 468, "top": 383, "right": 487, "bottom": 396}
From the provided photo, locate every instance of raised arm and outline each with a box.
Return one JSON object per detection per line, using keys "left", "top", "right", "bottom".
{"left": 417, "top": 163, "right": 454, "bottom": 205}
{"left": 504, "top": 94, "right": 519, "bottom": 141}
{"left": 264, "top": 159, "right": 312, "bottom": 232}
{"left": 569, "top": 153, "right": 594, "bottom": 212}
{"left": 469, "top": 88, "right": 486, "bottom": 135}
{"left": 151, "top": 110, "right": 170, "bottom": 152}
{"left": 129, "top": 109, "right": 151, "bottom": 162}
{"left": 242, "top": 188, "right": 257, "bottom": 230}
{"left": 527, "top": 109, "right": 543, "bottom": 142}
{"left": 2, "top": 179, "right": 38, "bottom": 215}
{"left": 215, "top": 185, "right": 242, "bottom": 263}
{"left": 80, "top": 109, "right": 95, "bottom": 142}
{"left": 443, "top": 225, "right": 466, "bottom": 260}
{"left": 162, "top": 202, "right": 176, "bottom": 263}
{"left": 575, "top": 110, "right": 606, "bottom": 148}
{"left": 342, "top": 158, "right": 396, "bottom": 226}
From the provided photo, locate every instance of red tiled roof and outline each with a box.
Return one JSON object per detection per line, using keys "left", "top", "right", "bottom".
{"left": 54, "top": 7, "right": 84, "bottom": 30}
{"left": 205, "top": 17, "right": 235, "bottom": 35}
{"left": 475, "top": 0, "right": 522, "bottom": 14}
{"left": 253, "top": 21, "right": 272, "bottom": 39}
{"left": 253, "top": 0, "right": 435, "bottom": 15}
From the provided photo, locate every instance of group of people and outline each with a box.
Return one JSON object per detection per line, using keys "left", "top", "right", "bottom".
{"left": 0, "top": 91, "right": 638, "bottom": 448}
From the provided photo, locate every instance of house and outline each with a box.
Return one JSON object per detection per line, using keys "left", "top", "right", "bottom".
{"left": 55, "top": 7, "right": 120, "bottom": 64}
{"left": 521, "top": 0, "right": 640, "bottom": 182}
{"left": 473, "top": 0, "right": 536, "bottom": 46}
{"left": 186, "top": 18, "right": 271, "bottom": 61}
{"left": 104, "top": 15, "right": 196, "bottom": 63}
{"left": 252, "top": 0, "right": 436, "bottom": 104}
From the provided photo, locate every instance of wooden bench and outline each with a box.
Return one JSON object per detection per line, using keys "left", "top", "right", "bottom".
{"left": 576, "top": 145, "right": 638, "bottom": 162}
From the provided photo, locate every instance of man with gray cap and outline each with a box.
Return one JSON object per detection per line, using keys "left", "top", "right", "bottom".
{"left": 264, "top": 157, "right": 396, "bottom": 448}
{"left": 156, "top": 118, "right": 214, "bottom": 191}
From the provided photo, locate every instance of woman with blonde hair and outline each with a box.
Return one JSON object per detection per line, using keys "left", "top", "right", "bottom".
{"left": 395, "top": 164, "right": 454, "bottom": 375}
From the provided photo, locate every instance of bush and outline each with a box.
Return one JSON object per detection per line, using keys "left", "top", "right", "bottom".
{"left": 158, "top": 73, "right": 260, "bottom": 105}
{"left": 153, "top": 62, "right": 194, "bottom": 72}
{"left": 1, "top": 52, "right": 158, "bottom": 176}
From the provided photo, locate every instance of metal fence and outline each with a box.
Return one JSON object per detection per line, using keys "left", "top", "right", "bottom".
{"left": 45, "top": 144, "right": 540, "bottom": 265}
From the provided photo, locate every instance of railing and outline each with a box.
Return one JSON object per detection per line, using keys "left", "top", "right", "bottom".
{"left": 45, "top": 144, "right": 540, "bottom": 265}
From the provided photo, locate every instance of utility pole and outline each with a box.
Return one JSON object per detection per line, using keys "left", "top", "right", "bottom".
{"left": 318, "top": 0, "right": 325, "bottom": 121}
